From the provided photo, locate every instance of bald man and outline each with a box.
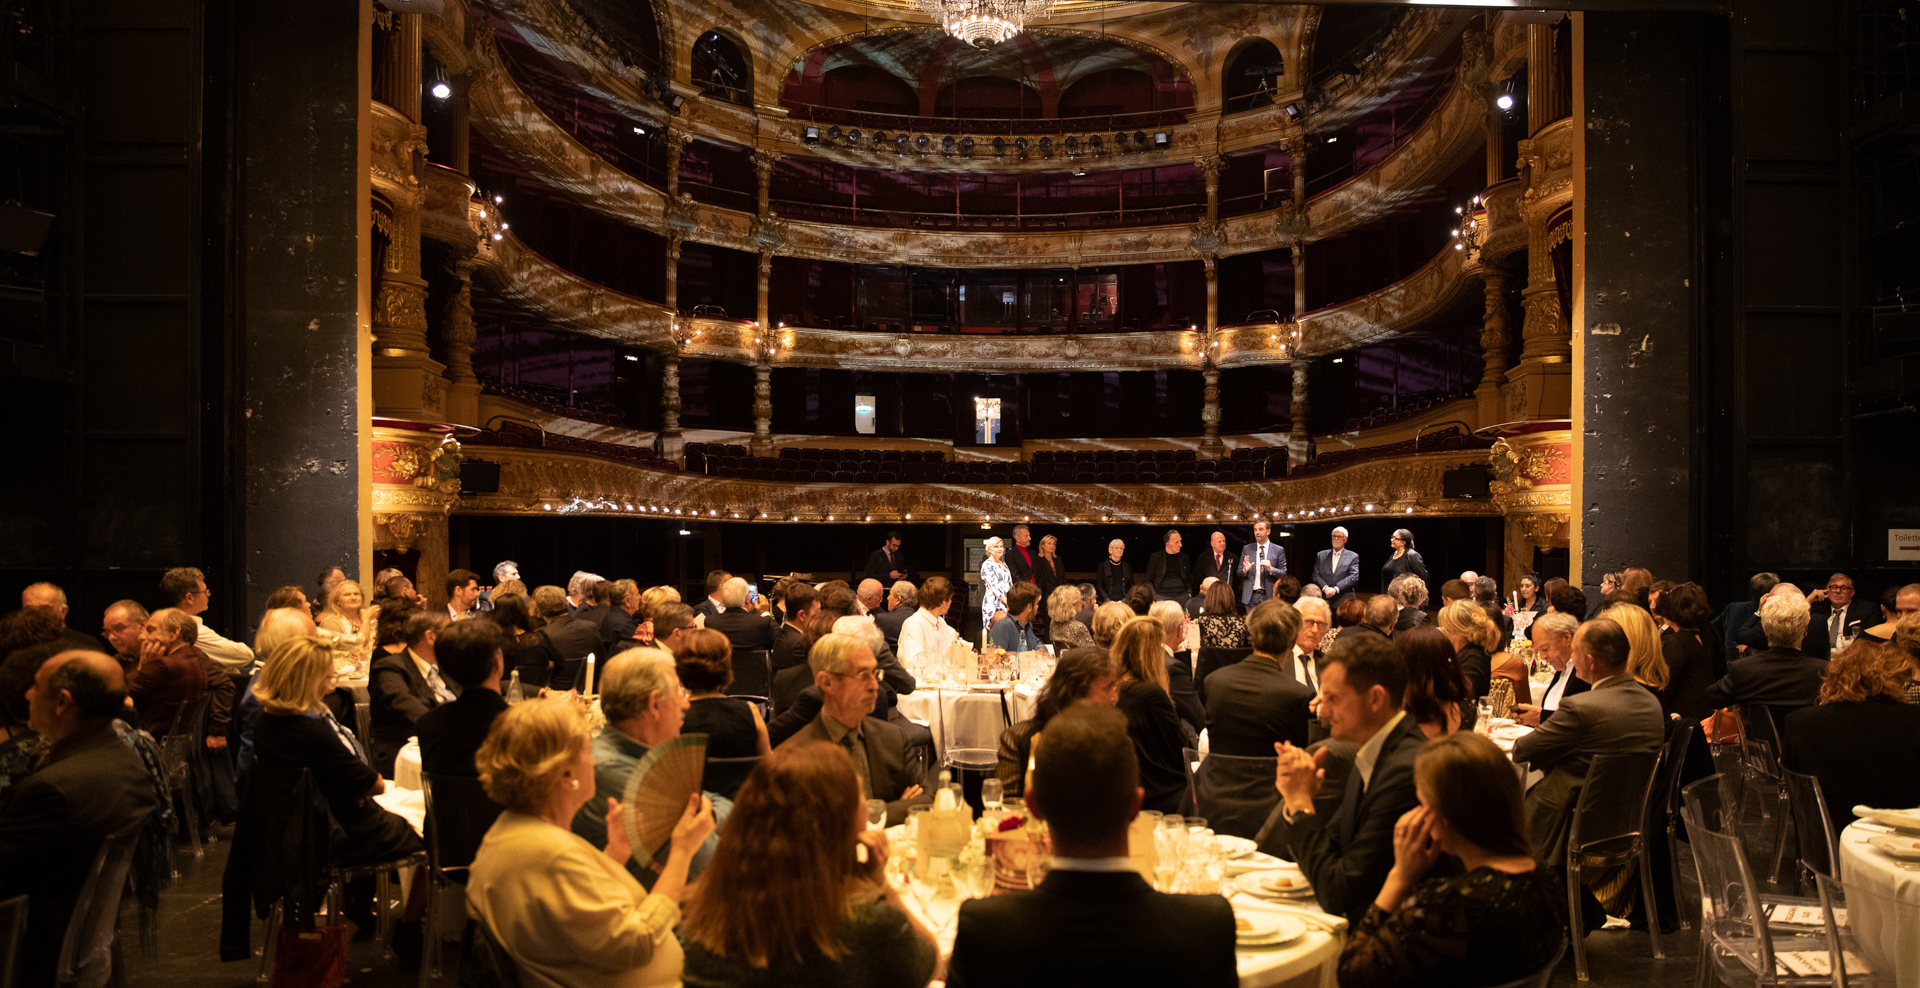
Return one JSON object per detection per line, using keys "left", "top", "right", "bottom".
{"left": 2, "top": 651, "right": 158, "bottom": 984}
{"left": 20, "top": 582, "right": 105, "bottom": 653}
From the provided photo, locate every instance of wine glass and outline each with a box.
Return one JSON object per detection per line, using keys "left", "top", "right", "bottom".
{"left": 911, "top": 857, "right": 958, "bottom": 938}
{"left": 981, "top": 778, "right": 1004, "bottom": 814}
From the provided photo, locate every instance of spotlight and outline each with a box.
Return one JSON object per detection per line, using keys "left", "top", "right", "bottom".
{"left": 431, "top": 82, "right": 451, "bottom": 100}
{"left": 803, "top": 127, "right": 820, "bottom": 144}
{"left": 1152, "top": 132, "right": 1170, "bottom": 149}
{"left": 633, "top": 126, "right": 646, "bottom": 135}
{"left": 1283, "top": 102, "right": 1303, "bottom": 121}
{"left": 1496, "top": 92, "right": 1514, "bottom": 111}
{"left": 428, "top": 64, "right": 451, "bottom": 101}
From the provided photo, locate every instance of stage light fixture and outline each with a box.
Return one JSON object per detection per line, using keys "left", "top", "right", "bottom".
{"left": 1152, "top": 132, "right": 1170, "bottom": 149}
{"left": 803, "top": 127, "right": 820, "bottom": 144}
{"left": 1283, "top": 103, "right": 1303, "bottom": 121}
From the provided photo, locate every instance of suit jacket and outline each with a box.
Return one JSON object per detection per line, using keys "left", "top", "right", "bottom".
{"left": 1536, "top": 663, "right": 1591, "bottom": 723}
{"left": 865, "top": 547, "right": 911, "bottom": 583}
{"left": 1311, "top": 548, "right": 1362, "bottom": 599}
{"left": 693, "top": 597, "right": 723, "bottom": 622}
{"left": 1268, "top": 712, "right": 1426, "bottom": 922}
{"left": 1703, "top": 646, "right": 1827, "bottom": 721}
{"left": 417, "top": 688, "right": 510, "bottom": 778}
{"left": 1802, "top": 599, "right": 1877, "bottom": 659}
{"left": 1454, "top": 642, "right": 1492, "bottom": 699}
{"left": 0, "top": 723, "right": 158, "bottom": 985}
{"left": 770, "top": 622, "right": 811, "bottom": 672}
{"left": 1164, "top": 649, "right": 1206, "bottom": 735}
{"left": 947, "top": 869, "right": 1236, "bottom": 988}
{"left": 599, "top": 608, "right": 639, "bottom": 659}
{"left": 1119, "top": 680, "right": 1190, "bottom": 814}
{"left": 1006, "top": 543, "right": 1039, "bottom": 585}
{"left": 1784, "top": 697, "right": 1920, "bottom": 836}
{"left": 1239, "top": 541, "right": 1288, "bottom": 606}
{"left": 779, "top": 714, "right": 927, "bottom": 824}
{"left": 369, "top": 649, "right": 442, "bottom": 774}
{"left": 1146, "top": 551, "right": 1191, "bottom": 597}
{"left": 707, "top": 608, "right": 774, "bottom": 653}
{"left": 1203, "top": 654, "right": 1316, "bottom": 756}
{"left": 1511, "top": 674, "right": 1666, "bottom": 865}
{"left": 872, "top": 603, "right": 911, "bottom": 647}
{"left": 1190, "top": 548, "right": 1237, "bottom": 598}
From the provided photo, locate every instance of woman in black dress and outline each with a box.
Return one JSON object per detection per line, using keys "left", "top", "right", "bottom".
{"left": 1380, "top": 528, "right": 1430, "bottom": 594}
{"left": 1032, "top": 534, "right": 1064, "bottom": 639}
{"left": 1111, "top": 616, "right": 1189, "bottom": 814}
{"left": 1095, "top": 539, "right": 1133, "bottom": 605}
{"left": 677, "top": 629, "right": 770, "bottom": 800}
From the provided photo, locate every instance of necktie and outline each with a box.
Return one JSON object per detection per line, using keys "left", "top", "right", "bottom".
{"left": 1830, "top": 608, "right": 1844, "bottom": 646}
{"left": 426, "top": 665, "right": 455, "bottom": 704}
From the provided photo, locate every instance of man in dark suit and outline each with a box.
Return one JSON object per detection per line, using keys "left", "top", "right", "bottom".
{"left": 1712, "top": 571, "right": 1777, "bottom": 657}
{"left": 417, "top": 620, "right": 511, "bottom": 778}
{"left": 947, "top": 703, "right": 1236, "bottom": 988}
{"left": 1146, "top": 529, "right": 1192, "bottom": 607}
{"left": 1513, "top": 617, "right": 1667, "bottom": 867}
{"left": 692, "top": 569, "right": 731, "bottom": 622}
{"left": 864, "top": 532, "right": 910, "bottom": 584}
{"left": 600, "top": 578, "right": 642, "bottom": 659}
{"left": 1, "top": 651, "right": 158, "bottom": 985}
{"left": 1258, "top": 631, "right": 1426, "bottom": 922}
{"left": 1310, "top": 527, "right": 1362, "bottom": 604}
{"left": 1804, "top": 572, "right": 1874, "bottom": 660}
{"left": 541, "top": 586, "right": 605, "bottom": 692}
{"left": 707, "top": 577, "right": 774, "bottom": 652}
{"left": 571, "top": 579, "right": 613, "bottom": 643}
{"left": 873, "top": 581, "right": 915, "bottom": 647}
{"left": 1510, "top": 611, "right": 1588, "bottom": 725}
{"left": 1706, "top": 590, "right": 1827, "bottom": 723}
{"left": 369, "top": 610, "right": 453, "bottom": 774}
{"left": 770, "top": 583, "right": 821, "bottom": 672}
{"left": 1239, "top": 520, "right": 1287, "bottom": 609}
{"left": 1206, "top": 599, "right": 1315, "bottom": 754}
{"left": 776, "top": 634, "right": 928, "bottom": 825}
{"left": 1190, "top": 530, "right": 1237, "bottom": 601}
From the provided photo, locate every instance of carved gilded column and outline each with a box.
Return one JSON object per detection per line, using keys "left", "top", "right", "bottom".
{"left": 373, "top": 200, "right": 432, "bottom": 357}
{"left": 1475, "top": 263, "right": 1511, "bottom": 428}
{"left": 441, "top": 254, "right": 482, "bottom": 425}
{"left": 1290, "top": 243, "right": 1307, "bottom": 319}
{"left": 1190, "top": 220, "right": 1224, "bottom": 333}
{"left": 752, "top": 356, "right": 773, "bottom": 456}
{"left": 448, "top": 75, "right": 470, "bottom": 173}
{"left": 1280, "top": 138, "right": 1310, "bottom": 317}
{"left": 393, "top": 13, "right": 422, "bottom": 121}
{"left": 1196, "top": 154, "right": 1223, "bottom": 223}
{"left": 1289, "top": 360, "right": 1311, "bottom": 466}
{"left": 664, "top": 130, "right": 691, "bottom": 198}
{"left": 756, "top": 248, "right": 774, "bottom": 331}
{"left": 660, "top": 351, "right": 683, "bottom": 464}
{"left": 1200, "top": 366, "right": 1222, "bottom": 452}
{"left": 664, "top": 194, "right": 698, "bottom": 314}
{"left": 751, "top": 148, "right": 782, "bottom": 220}
{"left": 1203, "top": 256, "right": 1219, "bottom": 333}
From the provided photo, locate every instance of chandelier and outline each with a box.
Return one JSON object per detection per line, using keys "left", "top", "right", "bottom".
{"left": 1451, "top": 194, "right": 1487, "bottom": 261}
{"left": 920, "top": 0, "right": 1054, "bottom": 47}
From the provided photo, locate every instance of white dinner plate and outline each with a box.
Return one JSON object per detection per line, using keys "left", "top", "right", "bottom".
{"left": 1223, "top": 851, "right": 1290, "bottom": 876}
{"left": 1868, "top": 834, "right": 1920, "bottom": 861}
{"left": 1233, "top": 912, "right": 1307, "bottom": 946}
{"left": 1215, "top": 835, "right": 1256, "bottom": 859}
{"left": 1854, "top": 806, "right": 1920, "bottom": 832}
{"left": 1244, "top": 870, "right": 1313, "bottom": 898}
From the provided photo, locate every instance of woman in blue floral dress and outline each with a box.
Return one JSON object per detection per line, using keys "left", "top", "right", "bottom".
{"left": 979, "top": 537, "right": 1011, "bottom": 642}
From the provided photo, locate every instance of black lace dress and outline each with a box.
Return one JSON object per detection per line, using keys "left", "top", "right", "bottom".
{"left": 1338, "top": 866, "right": 1568, "bottom": 988}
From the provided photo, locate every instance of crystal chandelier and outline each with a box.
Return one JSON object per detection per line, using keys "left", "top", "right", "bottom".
{"left": 920, "top": 0, "right": 1054, "bottom": 47}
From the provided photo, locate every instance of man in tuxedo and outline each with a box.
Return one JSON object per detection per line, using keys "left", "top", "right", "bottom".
{"left": 1191, "top": 531, "right": 1236, "bottom": 600}
{"left": 1239, "top": 520, "right": 1287, "bottom": 609}
{"left": 946, "top": 704, "right": 1236, "bottom": 988}
{"left": 1510, "top": 612, "right": 1587, "bottom": 725}
{"left": 770, "top": 583, "right": 821, "bottom": 671}
{"left": 873, "top": 582, "right": 915, "bottom": 647}
{"left": 707, "top": 577, "right": 774, "bottom": 652}
{"left": 417, "top": 619, "right": 510, "bottom": 779}
{"left": 1205, "top": 599, "right": 1315, "bottom": 754}
{"left": 1311, "top": 527, "right": 1361, "bottom": 603}
{"left": 1512, "top": 618, "right": 1666, "bottom": 867}
{"left": 1258, "top": 631, "right": 1426, "bottom": 922}
{"left": 1706, "top": 589, "right": 1827, "bottom": 723}
{"left": 777, "top": 634, "right": 928, "bottom": 824}
{"left": 368, "top": 610, "right": 454, "bottom": 774}
{"left": 865, "top": 532, "right": 910, "bottom": 584}
{"left": 1804, "top": 572, "right": 1873, "bottom": 659}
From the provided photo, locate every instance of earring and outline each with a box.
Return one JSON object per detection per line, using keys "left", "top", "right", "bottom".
{"left": 566, "top": 778, "right": 581, "bottom": 790}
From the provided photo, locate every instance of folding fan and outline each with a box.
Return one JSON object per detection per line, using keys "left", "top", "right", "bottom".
{"left": 622, "top": 734, "right": 708, "bottom": 866}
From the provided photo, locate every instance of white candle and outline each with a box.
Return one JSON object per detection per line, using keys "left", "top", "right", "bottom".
{"left": 584, "top": 652, "right": 596, "bottom": 695}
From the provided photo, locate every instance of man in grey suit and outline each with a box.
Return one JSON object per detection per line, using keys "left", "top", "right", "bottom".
{"left": 1311, "top": 527, "right": 1361, "bottom": 604}
{"left": 873, "top": 581, "right": 916, "bottom": 647}
{"left": 1239, "top": 520, "right": 1288, "bottom": 609}
{"left": 777, "top": 633, "right": 930, "bottom": 825}
{"left": 1511, "top": 617, "right": 1666, "bottom": 867}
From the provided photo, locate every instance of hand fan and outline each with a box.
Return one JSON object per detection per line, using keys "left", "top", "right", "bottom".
{"left": 622, "top": 734, "right": 707, "bottom": 866}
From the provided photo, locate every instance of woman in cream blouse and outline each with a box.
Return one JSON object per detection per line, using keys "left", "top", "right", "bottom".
{"left": 467, "top": 697, "right": 716, "bottom": 988}
{"left": 315, "top": 580, "right": 377, "bottom": 675}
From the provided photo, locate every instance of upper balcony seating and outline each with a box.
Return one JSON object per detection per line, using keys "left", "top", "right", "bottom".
{"left": 465, "top": 422, "right": 670, "bottom": 469}
{"left": 684, "top": 443, "right": 1289, "bottom": 484}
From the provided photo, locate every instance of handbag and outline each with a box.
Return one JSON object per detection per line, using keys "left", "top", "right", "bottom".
{"left": 270, "top": 922, "right": 347, "bottom": 988}
{"left": 1703, "top": 707, "right": 1743, "bottom": 746}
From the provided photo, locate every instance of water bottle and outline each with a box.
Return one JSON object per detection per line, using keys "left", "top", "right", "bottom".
{"left": 506, "top": 669, "right": 523, "bottom": 704}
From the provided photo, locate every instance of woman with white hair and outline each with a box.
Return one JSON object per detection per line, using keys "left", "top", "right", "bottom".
{"left": 1095, "top": 539, "right": 1132, "bottom": 605}
{"left": 980, "top": 537, "right": 1011, "bottom": 639}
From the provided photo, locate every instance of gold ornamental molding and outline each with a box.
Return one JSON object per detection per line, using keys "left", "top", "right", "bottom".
{"left": 454, "top": 443, "right": 1500, "bottom": 523}
{"left": 1488, "top": 430, "right": 1571, "bottom": 549}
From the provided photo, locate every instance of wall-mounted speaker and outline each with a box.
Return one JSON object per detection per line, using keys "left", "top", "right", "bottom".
{"left": 1443, "top": 466, "right": 1490, "bottom": 499}
{"left": 459, "top": 459, "right": 500, "bottom": 494}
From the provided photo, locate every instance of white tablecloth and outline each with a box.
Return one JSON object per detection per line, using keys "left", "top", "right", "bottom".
{"left": 897, "top": 686, "right": 1039, "bottom": 758}
{"left": 1837, "top": 821, "right": 1920, "bottom": 985}
{"left": 395, "top": 738, "right": 423, "bottom": 791}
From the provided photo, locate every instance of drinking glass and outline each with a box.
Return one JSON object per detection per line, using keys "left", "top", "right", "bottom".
{"left": 981, "top": 778, "right": 1004, "bottom": 812}
{"left": 909, "top": 857, "right": 957, "bottom": 937}
{"left": 867, "top": 798, "right": 888, "bottom": 832}
{"left": 907, "top": 806, "right": 931, "bottom": 859}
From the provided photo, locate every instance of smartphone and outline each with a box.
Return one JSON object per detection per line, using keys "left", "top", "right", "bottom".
{"left": 748, "top": 583, "right": 759, "bottom": 605}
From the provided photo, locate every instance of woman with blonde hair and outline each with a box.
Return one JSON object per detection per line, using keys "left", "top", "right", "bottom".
{"left": 633, "top": 586, "right": 683, "bottom": 645}
{"left": 1599, "top": 602, "right": 1668, "bottom": 694}
{"left": 1046, "top": 584, "right": 1093, "bottom": 651}
{"left": 980, "top": 537, "right": 1011, "bottom": 638}
{"left": 1111, "top": 616, "right": 1185, "bottom": 813}
{"left": 1435, "top": 599, "right": 1501, "bottom": 702}
{"left": 1033, "top": 534, "right": 1064, "bottom": 639}
{"left": 316, "top": 579, "right": 378, "bottom": 672}
{"left": 680, "top": 742, "right": 936, "bottom": 986}
{"left": 467, "top": 698, "right": 714, "bottom": 988}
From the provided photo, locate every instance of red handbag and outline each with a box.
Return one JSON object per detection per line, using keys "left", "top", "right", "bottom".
{"left": 271, "top": 923, "right": 347, "bottom": 988}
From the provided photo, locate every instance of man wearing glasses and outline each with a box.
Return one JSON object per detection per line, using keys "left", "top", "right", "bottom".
{"left": 159, "top": 567, "right": 254, "bottom": 671}
{"left": 1805, "top": 573, "right": 1873, "bottom": 659}
{"left": 778, "top": 632, "right": 929, "bottom": 825}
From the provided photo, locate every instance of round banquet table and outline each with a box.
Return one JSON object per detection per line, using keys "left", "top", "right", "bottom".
{"left": 896, "top": 684, "right": 1040, "bottom": 758}
{"left": 1836, "top": 821, "right": 1920, "bottom": 984}
{"left": 394, "top": 737, "right": 423, "bottom": 791}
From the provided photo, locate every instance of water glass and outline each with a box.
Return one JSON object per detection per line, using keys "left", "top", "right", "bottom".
{"left": 981, "top": 778, "right": 1004, "bottom": 812}
{"left": 907, "top": 806, "right": 931, "bottom": 857}
{"left": 867, "top": 798, "right": 888, "bottom": 832}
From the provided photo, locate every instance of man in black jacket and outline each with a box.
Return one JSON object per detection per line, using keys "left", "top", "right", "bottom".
{"left": 770, "top": 583, "right": 821, "bottom": 672}
{"left": 1258, "top": 631, "right": 1426, "bottom": 923}
{"left": 417, "top": 620, "right": 511, "bottom": 778}
{"left": 2, "top": 651, "right": 158, "bottom": 985}
{"left": 1190, "top": 531, "right": 1237, "bottom": 601}
{"left": 707, "top": 577, "right": 774, "bottom": 652}
{"left": 872, "top": 581, "right": 915, "bottom": 648}
{"left": 864, "top": 532, "right": 910, "bottom": 584}
{"left": 368, "top": 610, "right": 452, "bottom": 774}
{"left": 541, "top": 586, "right": 605, "bottom": 692}
{"left": 1706, "top": 589, "right": 1827, "bottom": 724}
{"left": 1145, "top": 529, "right": 1191, "bottom": 608}
{"left": 947, "top": 703, "right": 1235, "bottom": 988}
{"left": 1205, "top": 599, "right": 1315, "bottom": 754}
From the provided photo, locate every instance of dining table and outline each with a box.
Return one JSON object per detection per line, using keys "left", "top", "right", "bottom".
{"left": 896, "top": 682, "right": 1041, "bottom": 758}
{"left": 1836, "top": 818, "right": 1920, "bottom": 984}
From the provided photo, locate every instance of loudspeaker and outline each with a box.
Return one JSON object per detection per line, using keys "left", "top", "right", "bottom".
{"left": 1443, "top": 466, "right": 1490, "bottom": 499}
{"left": 459, "top": 459, "right": 500, "bottom": 494}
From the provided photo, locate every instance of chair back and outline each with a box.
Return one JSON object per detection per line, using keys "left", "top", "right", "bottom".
{"left": 1682, "top": 774, "right": 1782, "bottom": 980}
{"left": 0, "top": 894, "right": 26, "bottom": 988}
{"left": 1809, "top": 867, "right": 1877, "bottom": 988}
{"left": 457, "top": 917, "right": 522, "bottom": 988}
{"left": 1646, "top": 716, "right": 1692, "bottom": 840}
{"left": 1568, "top": 750, "right": 1660, "bottom": 864}
{"left": 727, "top": 650, "right": 773, "bottom": 700}
{"left": 52, "top": 821, "right": 143, "bottom": 988}
{"left": 938, "top": 690, "right": 1007, "bottom": 772}
{"left": 703, "top": 755, "right": 762, "bottom": 801}
{"left": 1738, "top": 704, "right": 1784, "bottom": 780}
{"left": 1193, "top": 647, "right": 1253, "bottom": 704}
{"left": 1782, "top": 768, "right": 1839, "bottom": 879}
{"left": 1192, "top": 752, "right": 1279, "bottom": 840}
{"left": 156, "top": 694, "right": 212, "bottom": 783}
{"left": 1477, "top": 939, "right": 1567, "bottom": 988}
{"left": 421, "top": 772, "right": 503, "bottom": 875}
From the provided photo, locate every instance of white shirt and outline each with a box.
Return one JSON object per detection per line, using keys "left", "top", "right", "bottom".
{"left": 707, "top": 595, "right": 726, "bottom": 614}
{"left": 447, "top": 603, "right": 472, "bottom": 622}
{"left": 1354, "top": 709, "right": 1409, "bottom": 791}
{"left": 194, "top": 619, "right": 255, "bottom": 671}
{"left": 1288, "top": 645, "right": 1316, "bottom": 692}
{"left": 1251, "top": 540, "right": 1272, "bottom": 591}
{"left": 898, "top": 607, "right": 958, "bottom": 672}
{"left": 1543, "top": 664, "right": 1575, "bottom": 711}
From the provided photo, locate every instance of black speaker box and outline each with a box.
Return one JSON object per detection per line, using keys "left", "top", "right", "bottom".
{"left": 1443, "top": 466, "right": 1490, "bottom": 499}
{"left": 459, "top": 459, "right": 500, "bottom": 494}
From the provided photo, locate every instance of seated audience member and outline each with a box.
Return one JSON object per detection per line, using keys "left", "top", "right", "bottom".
{"left": 1396, "top": 625, "right": 1470, "bottom": 738}
{"left": 600, "top": 579, "right": 643, "bottom": 658}
{"left": 995, "top": 648, "right": 1121, "bottom": 789}
{"left": 1784, "top": 643, "right": 1920, "bottom": 836}
{"left": 1390, "top": 576, "right": 1431, "bottom": 634}
{"left": 896, "top": 577, "right": 958, "bottom": 673}
{"left": 1350, "top": 594, "right": 1400, "bottom": 643}
{"left": 1510, "top": 612, "right": 1586, "bottom": 726}
{"left": 1859, "top": 583, "right": 1920, "bottom": 646}
{"left": 1047, "top": 585, "right": 1093, "bottom": 652}
{"left": 1196, "top": 580, "right": 1250, "bottom": 649}
{"left": 1652, "top": 584, "right": 1724, "bottom": 723}
{"left": 989, "top": 583, "right": 1044, "bottom": 653}
{"left": 0, "top": 642, "right": 58, "bottom": 798}
{"left": 874, "top": 581, "right": 917, "bottom": 648}
{"left": 708, "top": 578, "right": 774, "bottom": 653}
{"left": 1204, "top": 599, "right": 1315, "bottom": 755}
{"left": 1703, "top": 589, "right": 1827, "bottom": 722}
{"left": 1601, "top": 603, "right": 1670, "bottom": 701}
{"left": 507, "top": 587, "right": 568, "bottom": 688}
{"left": 316, "top": 580, "right": 378, "bottom": 672}
{"left": 233, "top": 607, "right": 317, "bottom": 785}
{"left": 770, "top": 583, "right": 822, "bottom": 672}
{"left": 1261, "top": 632, "right": 1427, "bottom": 922}
{"left": 572, "top": 646, "right": 728, "bottom": 887}
{"left": 249, "top": 638, "right": 422, "bottom": 930}
{"left": 0, "top": 651, "right": 158, "bottom": 984}
{"left": 1296, "top": 596, "right": 1332, "bottom": 662}
{"left": 571, "top": 579, "right": 614, "bottom": 635}
{"left": 129, "top": 607, "right": 211, "bottom": 737}
{"left": 680, "top": 742, "right": 938, "bottom": 988}
{"left": 694, "top": 569, "right": 731, "bottom": 622}
{"left": 468, "top": 698, "right": 714, "bottom": 987}
{"left": 1897, "top": 613, "right": 1920, "bottom": 703}
{"left": 776, "top": 634, "right": 927, "bottom": 825}
{"left": 1125, "top": 583, "right": 1156, "bottom": 617}
{"left": 1337, "top": 732, "right": 1569, "bottom": 988}
{"left": 160, "top": 566, "right": 254, "bottom": 670}
{"left": 19, "top": 583, "right": 106, "bottom": 652}
{"left": 1528, "top": 583, "right": 1588, "bottom": 644}
{"left": 1436, "top": 599, "right": 1499, "bottom": 701}
{"left": 538, "top": 582, "right": 605, "bottom": 692}
{"left": 949, "top": 704, "right": 1236, "bottom": 988}
{"left": 368, "top": 610, "right": 452, "bottom": 775}
{"left": 679, "top": 628, "right": 773, "bottom": 759}
{"left": 1511, "top": 618, "right": 1666, "bottom": 869}
{"left": 1479, "top": 602, "right": 1529, "bottom": 697}
{"left": 1320, "top": 597, "right": 1366, "bottom": 654}
{"left": 1438, "top": 579, "right": 1472, "bottom": 605}
{"left": 417, "top": 619, "right": 511, "bottom": 777}
{"left": 767, "top": 617, "right": 919, "bottom": 746}
{"left": 100, "top": 600, "right": 148, "bottom": 672}
{"left": 1112, "top": 617, "right": 1192, "bottom": 815}
{"left": 1148, "top": 600, "right": 1204, "bottom": 734}
{"left": 650, "top": 603, "right": 698, "bottom": 656}
{"left": 1732, "top": 581, "right": 1802, "bottom": 653}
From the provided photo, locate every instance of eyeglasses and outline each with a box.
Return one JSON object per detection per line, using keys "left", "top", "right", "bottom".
{"left": 831, "top": 669, "right": 880, "bottom": 683}
{"left": 1826, "top": 584, "right": 1853, "bottom": 592}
